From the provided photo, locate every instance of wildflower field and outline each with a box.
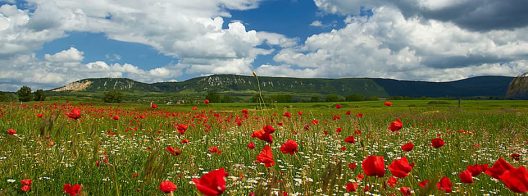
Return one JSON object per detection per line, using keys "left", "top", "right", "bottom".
{"left": 0, "top": 100, "right": 527, "bottom": 195}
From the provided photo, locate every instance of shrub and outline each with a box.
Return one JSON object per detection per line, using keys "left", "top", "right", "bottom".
{"left": 103, "top": 90, "right": 123, "bottom": 103}
{"left": 16, "top": 86, "right": 33, "bottom": 102}
{"left": 34, "top": 89, "right": 46, "bottom": 101}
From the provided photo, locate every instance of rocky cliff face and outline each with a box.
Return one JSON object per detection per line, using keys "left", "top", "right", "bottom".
{"left": 52, "top": 80, "right": 93, "bottom": 92}
{"left": 506, "top": 73, "right": 528, "bottom": 99}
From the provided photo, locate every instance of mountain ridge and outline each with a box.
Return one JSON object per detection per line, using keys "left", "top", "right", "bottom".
{"left": 49, "top": 74, "right": 514, "bottom": 98}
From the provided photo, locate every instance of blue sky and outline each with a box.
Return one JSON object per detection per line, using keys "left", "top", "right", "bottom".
{"left": 0, "top": 0, "right": 527, "bottom": 91}
{"left": 35, "top": 0, "right": 347, "bottom": 71}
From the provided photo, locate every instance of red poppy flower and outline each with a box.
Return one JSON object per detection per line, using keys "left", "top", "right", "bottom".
{"left": 181, "top": 139, "right": 189, "bottom": 144}
{"left": 362, "top": 155, "right": 385, "bottom": 177}
{"left": 21, "top": 185, "right": 31, "bottom": 192}
{"left": 388, "top": 119, "right": 403, "bottom": 132}
{"left": 112, "top": 115, "right": 119, "bottom": 120}
{"left": 263, "top": 125, "right": 275, "bottom": 134}
{"left": 346, "top": 182, "right": 358, "bottom": 192}
{"left": 459, "top": 169, "right": 473, "bottom": 184}
{"left": 20, "top": 179, "right": 32, "bottom": 186}
{"left": 159, "top": 180, "right": 177, "bottom": 193}
{"left": 37, "top": 113, "right": 43, "bottom": 118}
{"left": 247, "top": 142, "right": 255, "bottom": 149}
{"left": 499, "top": 166, "right": 528, "bottom": 193}
{"left": 511, "top": 153, "right": 521, "bottom": 161}
{"left": 467, "top": 164, "right": 488, "bottom": 176}
{"left": 354, "top": 129, "right": 362, "bottom": 135}
{"left": 401, "top": 142, "right": 414, "bottom": 152}
{"left": 346, "top": 110, "right": 351, "bottom": 115}
{"left": 240, "top": 109, "right": 248, "bottom": 115}
{"left": 166, "top": 146, "right": 182, "bottom": 156}
{"left": 344, "top": 135, "right": 355, "bottom": 144}
{"left": 176, "top": 124, "right": 188, "bottom": 135}
{"left": 151, "top": 102, "right": 158, "bottom": 109}
{"left": 297, "top": 111, "right": 303, "bottom": 116}
{"left": 356, "top": 113, "right": 363, "bottom": 118}
{"left": 208, "top": 146, "right": 221, "bottom": 155}
{"left": 311, "top": 119, "right": 318, "bottom": 125}
{"left": 63, "top": 184, "right": 82, "bottom": 196}
{"left": 388, "top": 157, "right": 413, "bottom": 178}
{"left": 356, "top": 173, "right": 365, "bottom": 181}
{"left": 283, "top": 112, "right": 292, "bottom": 118}
{"left": 363, "top": 185, "right": 370, "bottom": 192}
{"left": 66, "top": 108, "right": 81, "bottom": 120}
{"left": 335, "top": 104, "right": 342, "bottom": 109}
{"left": 436, "top": 176, "right": 452, "bottom": 193}
{"left": 6, "top": 128, "right": 16, "bottom": 135}
{"left": 193, "top": 168, "right": 228, "bottom": 196}
{"left": 251, "top": 129, "right": 273, "bottom": 143}
{"left": 336, "top": 127, "right": 343, "bottom": 134}
{"left": 387, "top": 176, "right": 397, "bottom": 187}
{"left": 280, "top": 140, "right": 298, "bottom": 155}
{"left": 20, "top": 179, "right": 32, "bottom": 192}
{"left": 384, "top": 101, "right": 393, "bottom": 106}
{"left": 257, "top": 145, "right": 274, "bottom": 167}
{"left": 418, "top": 180, "right": 429, "bottom": 188}
{"left": 348, "top": 162, "right": 357, "bottom": 170}
{"left": 431, "top": 137, "right": 445, "bottom": 148}
{"left": 204, "top": 99, "right": 210, "bottom": 104}
{"left": 400, "top": 187, "right": 411, "bottom": 196}
{"left": 486, "top": 157, "right": 514, "bottom": 179}
{"left": 340, "top": 146, "right": 347, "bottom": 151}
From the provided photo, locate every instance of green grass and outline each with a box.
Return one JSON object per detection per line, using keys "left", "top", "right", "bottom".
{"left": 0, "top": 100, "right": 526, "bottom": 195}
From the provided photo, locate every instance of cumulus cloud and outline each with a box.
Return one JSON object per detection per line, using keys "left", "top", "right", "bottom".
{"left": 265, "top": 5, "right": 528, "bottom": 81}
{"left": 0, "top": 47, "right": 185, "bottom": 91}
{"left": 0, "top": 0, "right": 300, "bottom": 91}
{"left": 44, "top": 47, "right": 84, "bottom": 63}
{"left": 313, "top": 0, "right": 528, "bottom": 31}
{"left": 0, "top": 5, "right": 64, "bottom": 57}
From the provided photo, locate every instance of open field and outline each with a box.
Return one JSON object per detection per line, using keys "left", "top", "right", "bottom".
{"left": 0, "top": 100, "right": 527, "bottom": 195}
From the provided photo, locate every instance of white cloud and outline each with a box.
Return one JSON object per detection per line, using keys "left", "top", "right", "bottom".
{"left": 44, "top": 47, "right": 84, "bottom": 63}
{"left": 0, "top": 0, "right": 302, "bottom": 91}
{"left": 313, "top": 0, "right": 528, "bottom": 31}
{"left": 256, "top": 31, "right": 298, "bottom": 48}
{"left": 0, "top": 47, "right": 186, "bottom": 91}
{"left": 0, "top": 5, "right": 64, "bottom": 57}
{"left": 255, "top": 64, "right": 319, "bottom": 78}
{"left": 265, "top": 6, "right": 528, "bottom": 81}
{"left": 310, "top": 20, "right": 323, "bottom": 27}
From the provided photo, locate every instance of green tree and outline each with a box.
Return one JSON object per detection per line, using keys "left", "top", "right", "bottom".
{"left": 310, "top": 96, "right": 320, "bottom": 102}
{"left": 103, "top": 90, "right": 123, "bottom": 103}
{"left": 205, "top": 91, "right": 221, "bottom": 103}
{"left": 16, "top": 86, "right": 33, "bottom": 102}
{"left": 325, "top": 94, "right": 341, "bottom": 102}
{"left": 34, "top": 89, "right": 46, "bottom": 101}
{"left": 0, "top": 92, "right": 16, "bottom": 102}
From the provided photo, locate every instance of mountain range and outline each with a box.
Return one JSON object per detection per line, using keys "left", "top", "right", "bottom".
{"left": 50, "top": 74, "right": 513, "bottom": 98}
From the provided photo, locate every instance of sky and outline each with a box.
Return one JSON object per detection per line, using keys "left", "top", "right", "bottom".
{"left": 0, "top": 0, "right": 528, "bottom": 91}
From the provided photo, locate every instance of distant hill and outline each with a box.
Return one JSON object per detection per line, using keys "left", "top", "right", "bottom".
{"left": 50, "top": 74, "right": 514, "bottom": 98}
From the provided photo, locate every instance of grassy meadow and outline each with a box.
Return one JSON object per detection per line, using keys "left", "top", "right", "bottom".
{"left": 0, "top": 100, "right": 527, "bottom": 195}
